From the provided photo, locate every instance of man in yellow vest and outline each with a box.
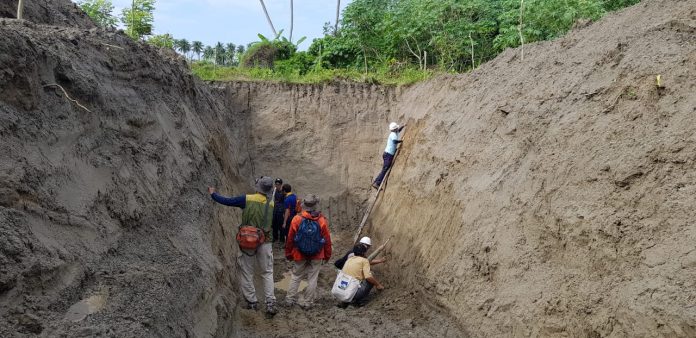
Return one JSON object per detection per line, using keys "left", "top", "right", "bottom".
{"left": 208, "top": 176, "right": 278, "bottom": 316}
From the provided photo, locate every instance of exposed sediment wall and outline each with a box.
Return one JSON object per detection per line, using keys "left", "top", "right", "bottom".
{"left": 370, "top": 0, "right": 696, "bottom": 336}
{"left": 0, "top": 19, "right": 247, "bottom": 337}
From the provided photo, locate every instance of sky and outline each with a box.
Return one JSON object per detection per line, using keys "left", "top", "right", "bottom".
{"left": 89, "top": 0, "right": 352, "bottom": 50}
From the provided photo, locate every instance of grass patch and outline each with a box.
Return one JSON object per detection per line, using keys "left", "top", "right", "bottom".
{"left": 191, "top": 62, "right": 434, "bottom": 86}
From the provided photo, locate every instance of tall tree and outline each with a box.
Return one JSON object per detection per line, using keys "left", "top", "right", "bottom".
{"left": 258, "top": 0, "right": 277, "bottom": 37}
{"left": 181, "top": 39, "right": 192, "bottom": 59}
{"left": 121, "top": 0, "right": 155, "bottom": 40}
{"left": 17, "top": 0, "right": 24, "bottom": 20}
{"left": 334, "top": 0, "right": 340, "bottom": 36}
{"left": 214, "top": 42, "right": 225, "bottom": 65}
{"left": 289, "top": 0, "right": 294, "bottom": 42}
{"left": 225, "top": 43, "right": 236, "bottom": 65}
{"left": 192, "top": 41, "right": 204, "bottom": 60}
{"left": 236, "top": 44, "right": 246, "bottom": 56}
{"left": 203, "top": 46, "right": 214, "bottom": 61}
{"left": 79, "top": 0, "right": 117, "bottom": 28}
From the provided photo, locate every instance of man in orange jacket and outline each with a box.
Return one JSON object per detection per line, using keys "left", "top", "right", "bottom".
{"left": 284, "top": 194, "right": 332, "bottom": 309}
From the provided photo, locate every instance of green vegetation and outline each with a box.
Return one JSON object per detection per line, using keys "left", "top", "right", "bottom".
{"left": 77, "top": 0, "right": 117, "bottom": 28}
{"left": 121, "top": 0, "right": 155, "bottom": 40}
{"left": 191, "top": 62, "right": 432, "bottom": 85}
{"left": 197, "top": 0, "right": 640, "bottom": 84}
{"left": 75, "top": 0, "right": 641, "bottom": 85}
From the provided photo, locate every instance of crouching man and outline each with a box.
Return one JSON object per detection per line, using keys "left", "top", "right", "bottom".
{"left": 334, "top": 244, "right": 384, "bottom": 308}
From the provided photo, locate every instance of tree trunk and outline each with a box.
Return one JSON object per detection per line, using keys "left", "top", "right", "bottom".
{"left": 259, "top": 0, "right": 277, "bottom": 37}
{"left": 289, "top": 0, "right": 294, "bottom": 42}
{"left": 334, "top": 0, "right": 340, "bottom": 36}
{"left": 17, "top": 0, "right": 24, "bottom": 20}
{"left": 469, "top": 32, "right": 475, "bottom": 69}
{"left": 518, "top": 0, "right": 525, "bottom": 61}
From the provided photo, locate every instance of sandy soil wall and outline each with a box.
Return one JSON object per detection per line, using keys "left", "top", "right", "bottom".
{"left": 212, "top": 81, "right": 402, "bottom": 229}
{"left": 369, "top": 0, "right": 696, "bottom": 336}
{"left": 0, "top": 19, "right": 248, "bottom": 337}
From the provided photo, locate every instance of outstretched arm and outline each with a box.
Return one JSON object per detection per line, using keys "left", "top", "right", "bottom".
{"left": 208, "top": 187, "right": 246, "bottom": 207}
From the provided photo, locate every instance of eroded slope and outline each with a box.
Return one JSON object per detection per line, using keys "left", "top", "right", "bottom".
{"left": 370, "top": 0, "right": 696, "bottom": 336}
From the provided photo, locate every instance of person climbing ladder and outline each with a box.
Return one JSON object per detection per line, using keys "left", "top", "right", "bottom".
{"left": 372, "top": 122, "right": 404, "bottom": 189}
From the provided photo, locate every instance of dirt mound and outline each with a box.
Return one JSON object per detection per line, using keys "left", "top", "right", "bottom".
{"left": 369, "top": 0, "right": 696, "bottom": 336}
{"left": 0, "top": 18, "right": 245, "bottom": 337}
{"left": 0, "top": 0, "right": 95, "bottom": 28}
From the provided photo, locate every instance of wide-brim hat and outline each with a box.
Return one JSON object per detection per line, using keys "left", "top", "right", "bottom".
{"left": 255, "top": 176, "right": 274, "bottom": 194}
{"left": 302, "top": 194, "right": 319, "bottom": 211}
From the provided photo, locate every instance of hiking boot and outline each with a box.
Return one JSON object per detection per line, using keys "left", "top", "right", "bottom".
{"left": 371, "top": 183, "right": 380, "bottom": 189}
{"left": 336, "top": 302, "right": 349, "bottom": 309}
{"left": 265, "top": 303, "right": 278, "bottom": 317}
{"left": 243, "top": 302, "right": 258, "bottom": 311}
{"left": 282, "top": 300, "right": 295, "bottom": 308}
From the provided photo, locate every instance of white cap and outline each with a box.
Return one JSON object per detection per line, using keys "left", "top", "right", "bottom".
{"left": 359, "top": 237, "right": 372, "bottom": 246}
{"left": 389, "top": 122, "right": 399, "bottom": 131}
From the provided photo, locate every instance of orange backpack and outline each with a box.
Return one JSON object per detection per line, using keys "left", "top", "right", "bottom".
{"left": 237, "top": 226, "right": 265, "bottom": 252}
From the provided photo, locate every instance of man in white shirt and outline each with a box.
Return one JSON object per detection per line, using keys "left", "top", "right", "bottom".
{"left": 372, "top": 122, "right": 404, "bottom": 189}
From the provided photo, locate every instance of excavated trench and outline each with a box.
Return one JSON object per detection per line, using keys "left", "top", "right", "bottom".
{"left": 2, "top": 0, "right": 696, "bottom": 337}
{"left": 0, "top": 7, "right": 461, "bottom": 336}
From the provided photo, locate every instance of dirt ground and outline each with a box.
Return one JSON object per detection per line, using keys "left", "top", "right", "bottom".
{"left": 235, "top": 228, "right": 464, "bottom": 338}
{"left": 1, "top": 0, "right": 695, "bottom": 337}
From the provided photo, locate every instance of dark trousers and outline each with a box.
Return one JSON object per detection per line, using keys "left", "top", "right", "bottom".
{"left": 352, "top": 280, "right": 374, "bottom": 305}
{"left": 272, "top": 213, "right": 285, "bottom": 242}
{"left": 373, "top": 152, "right": 394, "bottom": 186}
{"left": 282, "top": 217, "right": 291, "bottom": 243}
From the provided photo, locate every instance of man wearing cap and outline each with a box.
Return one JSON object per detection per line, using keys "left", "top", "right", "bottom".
{"left": 207, "top": 176, "right": 279, "bottom": 316}
{"left": 333, "top": 237, "right": 387, "bottom": 270}
{"left": 284, "top": 194, "right": 333, "bottom": 309}
{"left": 272, "top": 178, "right": 286, "bottom": 246}
{"left": 373, "top": 122, "right": 405, "bottom": 189}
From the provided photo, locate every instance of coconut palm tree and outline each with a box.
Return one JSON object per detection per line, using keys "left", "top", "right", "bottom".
{"left": 225, "top": 43, "right": 236, "bottom": 66}
{"left": 203, "top": 46, "right": 214, "bottom": 62}
{"left": 192, "top": 41, "right": 204, "bottom": 60}
{"left": 214, "top": 42, "right": 225, "bottom": 65}
{"left": 179, "top": 39, "right": 191, "bottom": 59}
{"left": 17, "top": 0, "right": 25, "bottom": 19}
{"left": 335, "top": 0, "right": 340, "bottom": 35}
{"left": 258, "top": 0, "right": 277, "bottom": 37}
{"left": 173, "top": 39, "right": 183, "bottom": 53}
{"left": 289, "top": 0, "right": 294, "bottom": 42}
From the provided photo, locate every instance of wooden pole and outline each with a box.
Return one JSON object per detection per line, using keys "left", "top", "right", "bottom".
{"left": 367, "top": 238, "right": 390, "bottom": 261}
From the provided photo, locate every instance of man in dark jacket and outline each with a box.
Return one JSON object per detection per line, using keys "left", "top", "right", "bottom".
{"left": 271, "top": 178, "right": 286, "bottom": 245}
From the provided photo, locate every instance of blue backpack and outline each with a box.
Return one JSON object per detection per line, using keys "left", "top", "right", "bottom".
{"left": 294, "top": 217, "right": 325, "bottom": 256}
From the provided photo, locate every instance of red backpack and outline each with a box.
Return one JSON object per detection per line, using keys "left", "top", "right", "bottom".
{"left": 236, "top": 226, "right": 265, "bottom": 252}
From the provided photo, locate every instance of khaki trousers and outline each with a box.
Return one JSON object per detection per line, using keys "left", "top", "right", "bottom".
{"left": 237, "top": 243, "right": 276, "bottom": 305}
{"left": 286, "top": 260, "right": 322, "bottom": 306}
